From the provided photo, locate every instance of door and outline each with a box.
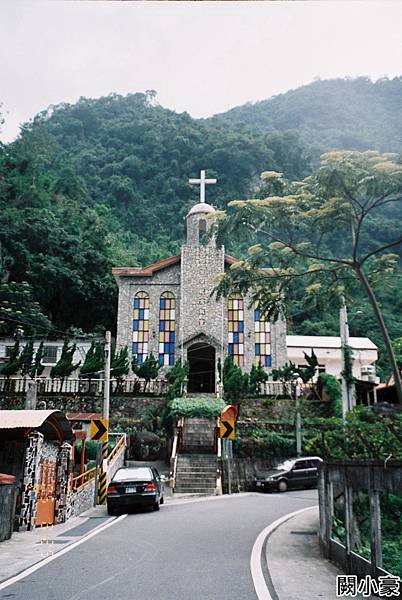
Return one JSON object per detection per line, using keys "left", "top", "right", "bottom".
{"left": 187, "top": 343, "right": 215, "bottom": 393}
{"left": 35, "top": 459, "right": 57, "bottom": 526}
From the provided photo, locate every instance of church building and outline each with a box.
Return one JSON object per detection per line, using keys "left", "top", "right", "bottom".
{"left": 113, "top": 171, "right": 287, "bottom": 394}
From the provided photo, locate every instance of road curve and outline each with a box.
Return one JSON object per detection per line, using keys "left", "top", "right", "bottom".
{"left": 0, "top": 490, "right": 317, "bottom": 600}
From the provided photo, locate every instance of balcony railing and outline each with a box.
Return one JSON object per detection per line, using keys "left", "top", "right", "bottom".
{"left": 0, "top": 377, "right": 169, "bottom": 396}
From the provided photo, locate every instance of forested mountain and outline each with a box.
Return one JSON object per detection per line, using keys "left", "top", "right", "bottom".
{"left": 213, "top": 77, "right": 402, "bottom": 164}
{"left": 0, "top": 77, "right": 401, "bottom": 377}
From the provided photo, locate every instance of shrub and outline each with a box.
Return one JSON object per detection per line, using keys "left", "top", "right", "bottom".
{"left": 317, "top": 373, "right": 342, "bottom": 417}
{"left": 168, "top": 396, "right": 226, "bottom": 422}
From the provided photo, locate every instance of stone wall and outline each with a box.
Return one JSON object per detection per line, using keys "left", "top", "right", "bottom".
{"left": 221, "top": 456, "right": 289, "bottom": 493}
{"left": 0, "top": 482, "right": 16, "bottom": 541}
{"left": 69, "top": 479, "right": 96, "bottom": 518}
{"left": 115, "top": 263, "right": 181, "bottom": 376}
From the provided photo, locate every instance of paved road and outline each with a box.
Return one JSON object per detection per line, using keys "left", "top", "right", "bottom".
{"left": 0, "top": 490, "right": 317, "bottom": 600}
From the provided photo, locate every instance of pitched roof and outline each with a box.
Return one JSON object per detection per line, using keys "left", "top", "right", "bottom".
{"left": 112, "top": 253, "right": 238, "bottom": 278}
{"left": 286, "top": 335, "right": 378, "bottom": 350}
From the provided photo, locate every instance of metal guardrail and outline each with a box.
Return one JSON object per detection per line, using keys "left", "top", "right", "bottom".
{"left": 107, "top": 434, "right": 126, "bottom": 466}
{"left": 71, "top": 467, "right": 96, "bottom": 491}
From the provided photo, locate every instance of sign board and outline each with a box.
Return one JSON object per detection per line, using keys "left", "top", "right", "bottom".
{"left": 220, "top": 419, "right": 235, "bottom": 439}
{"left": 90, "top": 419, "right": 108, "bottom": 442}
{"left": 220, "top": 405, "right": 237, "bottom": 440}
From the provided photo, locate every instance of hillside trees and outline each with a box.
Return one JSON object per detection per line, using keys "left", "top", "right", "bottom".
{"left": 214, "top": 151, "right": 402, "bottom": 403}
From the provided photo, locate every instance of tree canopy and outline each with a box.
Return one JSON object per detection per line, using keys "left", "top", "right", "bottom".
{"left": 0, "top": 78, "right": 401, "bottom": 369}
{"left": 214, "top": 151, "right": 402, "bottom": 401}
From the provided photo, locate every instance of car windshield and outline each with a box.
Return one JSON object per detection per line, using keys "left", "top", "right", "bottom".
{"left": 113, "top": 468, "right": 153, "bottom": 482}
{"left": 274, "top": 460, "right": 295, "bottom": 471}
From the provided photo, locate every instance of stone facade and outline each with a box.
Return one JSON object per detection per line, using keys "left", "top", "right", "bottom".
{"left": 113, "top": 195, "right": 287, "bottom": 392}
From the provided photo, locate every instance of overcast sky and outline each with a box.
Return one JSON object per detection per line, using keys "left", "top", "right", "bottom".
{"left": 1, "top": 0, "right": 402, "bottom": 143}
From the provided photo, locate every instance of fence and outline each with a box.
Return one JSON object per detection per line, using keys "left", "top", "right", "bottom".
{"left": 0, "top": 377, "right": 168, "bottom": 396}
{"left": 318, "top": 460, "right": 402, "bottom": 587}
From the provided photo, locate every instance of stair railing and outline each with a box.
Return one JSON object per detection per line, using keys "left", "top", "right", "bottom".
{"left": 169, "top": 418, "right": 184, "bottom": 492}
{"left": 215, "top": 417, "right": 223, "bottom": 495}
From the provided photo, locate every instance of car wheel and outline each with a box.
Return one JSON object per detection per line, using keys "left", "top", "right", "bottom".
{"left": 107, "top": 506, "right": 117, "bottom": 516}
{"left": 278, "top": 479, "right": 288, "bottom": 493}
{"left": 160, "top": 495, "right": 164, "bottom": 505}
{"left": 153, "top": 500, "right": 160, "bottom": 511}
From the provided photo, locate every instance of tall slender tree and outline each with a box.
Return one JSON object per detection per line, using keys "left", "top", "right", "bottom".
{"left": 215, "top": 151, "right": 402, "bottom": 403}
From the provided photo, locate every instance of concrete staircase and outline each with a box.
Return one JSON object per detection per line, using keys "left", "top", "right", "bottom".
{"left": 182, "top": 417, "right": 215, "bottom": 454}
{"left": 174, "top": 418, "right": 218, "bottom": 495}
{"left": 174, "top": 454, "right": 218, "bottom": 494}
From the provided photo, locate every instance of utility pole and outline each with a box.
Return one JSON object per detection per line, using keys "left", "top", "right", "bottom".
{"left": 293, "top": 378, "right": 302, "bottom": 457}
{"left": 96, "top": 331, "right": 111, "bottom": 505}
{"left": 340, "top": 298, "right": 354, "bottom": 419}
{"left": 103, "top": 331, "right": 111, "bottom": 423}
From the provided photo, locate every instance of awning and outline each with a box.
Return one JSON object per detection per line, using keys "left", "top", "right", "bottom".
{"left": 0, "top": 410, "right": 75, "bottom": 442}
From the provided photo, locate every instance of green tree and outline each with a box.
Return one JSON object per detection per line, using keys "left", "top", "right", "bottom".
{"left": 0, "top": 341, "right": 21, "bottom": 388}
{"left": 19, "top": 340, "right": 34, "bottom": 383}
{"left": 29, "top": 341, "right": 45, "bottom": 379}
{"left": 166, "top": 358, "right": 189, "bottom": 400}
{"left": 393, "top": 337, "right": 402, "bottom": 371}
{"left": 248, "top": 362, "right": 268, "bottom": 396}
{"left": 222, "top": 356, "right": 249, "bottom": 409}
{"left": 215, "top": 151, "right": 402, "bottom": 403}
{"left": 80, "top": 340, "right": 103, "bottom": 391}
{"left": 132, "top": 353, "right": 161, "bottom": 392}
{"left": 111, "top": 346, "right": 129, "bottom": 393}
{"left": 50, "top": 340, "right": 81, "bottom": 392}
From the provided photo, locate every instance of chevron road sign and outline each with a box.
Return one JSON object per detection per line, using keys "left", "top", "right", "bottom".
{"left": 220, "top": 419, "right": 235, "bottom": 439}
{"left": 90, "top": 419, "right": 108, "bottom": 442}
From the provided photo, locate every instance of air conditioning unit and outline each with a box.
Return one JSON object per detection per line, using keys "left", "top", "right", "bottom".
{"left": 361, "top": 365, "right": 376, "bottom": 382}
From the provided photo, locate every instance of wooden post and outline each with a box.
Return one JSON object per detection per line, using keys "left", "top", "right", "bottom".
{"left": 369, "top": 488, "right": 383, "bottom": 571}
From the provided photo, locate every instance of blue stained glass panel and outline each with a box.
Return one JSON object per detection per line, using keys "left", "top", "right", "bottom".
{"left": 169, "top": 354, "right": 175, "bottom": 366}
{"left": 160, "top": 298, "right": 165, "bottom": 309}
{"left": 133, "top": 321, "right": 139, "bottom": 331}
{"left": 265, "top": 356, "right": 272, "bottom": 367}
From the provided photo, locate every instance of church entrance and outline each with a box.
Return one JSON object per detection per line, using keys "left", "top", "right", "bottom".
{"left": 187, "top": 343, "right": 215, "bottom": 394}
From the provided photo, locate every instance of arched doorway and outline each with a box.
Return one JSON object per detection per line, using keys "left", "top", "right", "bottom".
{"left": 187, "top": 343, "right": 215, "bottom": 393}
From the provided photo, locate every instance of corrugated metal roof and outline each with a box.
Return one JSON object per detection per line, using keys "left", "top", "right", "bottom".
{"left": 0, "top": 410, "right": 74, "bottom": 441}
{"left": 286, "top": 335, "right": 378, "bottom": 350}
{"left": 0, "top": 410, "right": 62, "bottom": 429}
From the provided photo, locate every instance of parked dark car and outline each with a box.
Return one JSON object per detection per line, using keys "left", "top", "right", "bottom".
{"left": 254, "top": 457, "right": 323, "bottom": 493}
{"left": 107, "top": 466, "right": 165, "bottom": 514}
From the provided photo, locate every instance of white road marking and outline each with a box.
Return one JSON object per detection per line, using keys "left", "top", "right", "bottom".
{"left": 250, "top": 505, "right": 317, "bottom": 600}
{"left": 0, "top": 514, "right": 127, "bottom": 591}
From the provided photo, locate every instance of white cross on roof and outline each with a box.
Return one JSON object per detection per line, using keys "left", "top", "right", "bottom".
{"left": 189, "top": 169, "right": 217, "bottom": 203}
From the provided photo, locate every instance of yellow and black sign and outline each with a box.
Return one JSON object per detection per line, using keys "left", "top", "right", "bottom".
{"left": 90, "top": 418, "right": 108, "bottom": 442}
{"left": 220, "top": 419, "right": 235, "bottom": 440}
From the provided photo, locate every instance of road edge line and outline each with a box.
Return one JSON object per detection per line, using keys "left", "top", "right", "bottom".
{"left": 0, "top": 514, "right": 127, "bottom": 591}
{"left": 250, "top": 505, "right": 317, "bottom": 600}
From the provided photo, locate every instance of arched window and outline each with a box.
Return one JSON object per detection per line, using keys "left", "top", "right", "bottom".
{"left": 159, "top": 292, "right": 176, "bottom": 366}
{"left": 132, "top": 292, "right": 150, "bottom": 364}
{"left": 227, "top": 295, "right": 244, "bottom": 367}
{"left": 254, "top": 308, "right": 271, "bottom": 367}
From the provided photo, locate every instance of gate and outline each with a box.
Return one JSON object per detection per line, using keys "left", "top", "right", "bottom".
{"left": 35, "top": 459, "right": 57, "bottom": 526}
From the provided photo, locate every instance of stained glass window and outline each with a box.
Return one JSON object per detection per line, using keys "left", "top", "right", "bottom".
{"left": 254, "top": 308, "right": 272, "bottom": 367}
{"left": 159, "top": 292, "right": 176, "bottom": 366}
{"left": 228, "top": 295, "right": 244, "bottom": 367}
{"left": 132, "top": 292, "right": 150, "bottom": 364}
